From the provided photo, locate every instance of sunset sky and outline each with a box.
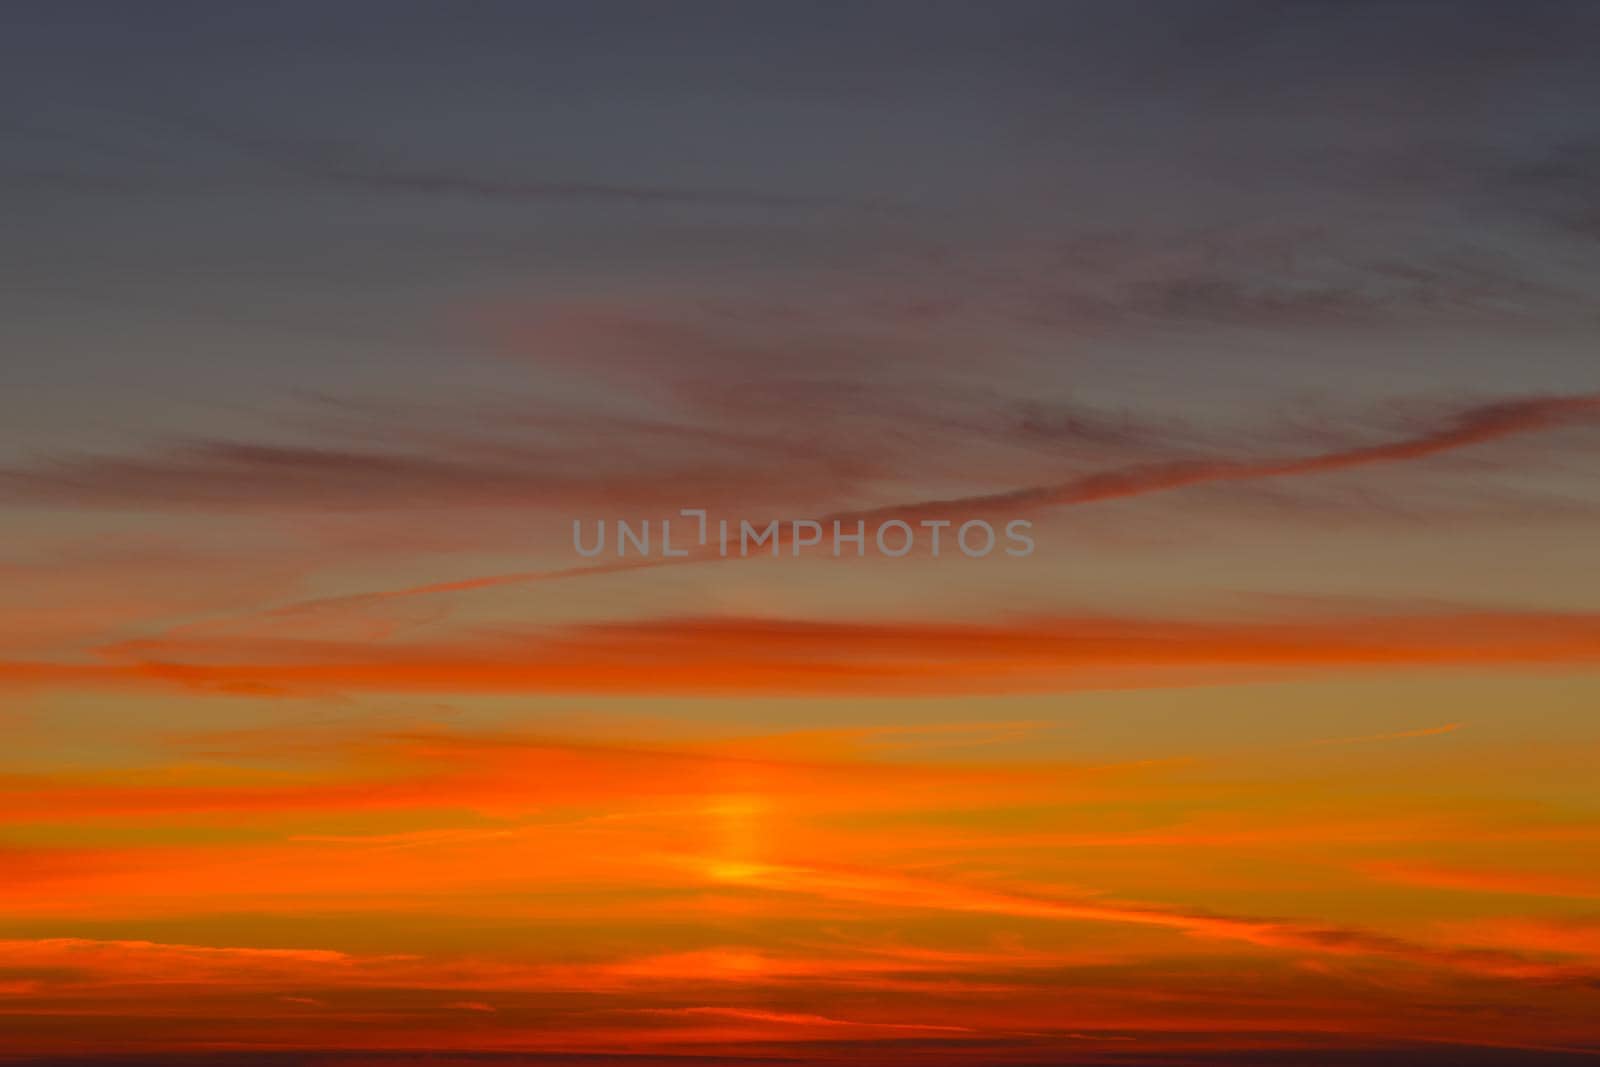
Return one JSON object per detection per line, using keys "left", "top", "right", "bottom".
{"left": 3, "top": 3, "right": 1600, "bottom": 1065}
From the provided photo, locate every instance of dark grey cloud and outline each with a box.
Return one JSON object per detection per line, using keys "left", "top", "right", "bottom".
{"left": 3, "top": 0, "right": 1600, "bottom": 519}
{"left": 1484, "top": 141, "right": 1600, "bottom": 240}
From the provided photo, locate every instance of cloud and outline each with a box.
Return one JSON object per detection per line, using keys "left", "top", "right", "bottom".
{"left": 634, "top": 1005, "right": 974, "bottom": 1033}
{"left": 6, "top": 606, "right": 1600, "bottom": 700}
{"left": 445, "top": 1000, "right": 496, "bottom": 1013}
{"left": 696, "top": 858, "right": 1594, "bottom": 984}
{"left": 0, "top": 433, "right": 824, "bottom": 514}
{"left": 847, "top": 393, "right": 1600, "bottom": 525}
{"left": 6, "top": 108, "right": 861, "bottom": 214}
{"left": 229, "top": 389, "right": 1600, "bottom": 616}
{"left": 675, "top": 221, "right": 1600, "bottom": 339}
{"left": 1448, "top": 916, "right": 1600, "bottom": 962}
{"left": 0, "top": 938, "right": 387, "bottom": 987}
{"left": 1482, "top": 139, "right": 1600, "bottom": 241}
{"left": 39, "top": 608, "right": 1600, "bottom": 697}
{"left": 0, "top": 722, "right": 1027, "bottom": 831}
{"left": 1360, "top": 861, "right": 1600, "bottom": 899}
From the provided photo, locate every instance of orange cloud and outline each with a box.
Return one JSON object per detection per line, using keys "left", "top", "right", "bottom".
{"left": 695, "top": 858, "right": 1594, "bottom": 983}
{"left": 1361, "top": 860, "right": 1600, "bottom": 899}
{"left": 5, "top": 608, "right": 1600, "bottom": 699}
{"left": 636, "top": 1005, "right": 976, "bottom": 1034}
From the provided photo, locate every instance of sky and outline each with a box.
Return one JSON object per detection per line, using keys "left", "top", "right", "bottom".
{"left": 2, "top": 2, "right": 1600, "bottom": 1064}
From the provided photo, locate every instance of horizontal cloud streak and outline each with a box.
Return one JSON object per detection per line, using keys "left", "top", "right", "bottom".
{"left": 698, "top": 859, "right": 1595, "bottom": 983}
{"left": 245, "top": 391, "right": 1600, "bottom": 614}
{"left": 5, "top": 607, "right": 1600, "bottom": 698}
{"left": 846, "top": 393, "right": 1600, "bottom": 524}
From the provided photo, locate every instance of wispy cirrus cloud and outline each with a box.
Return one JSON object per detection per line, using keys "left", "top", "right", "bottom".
{"left": 847, "top": 393, "right": 1600, "bottom": 525}
{"left": 695, "top": 857, "right": 1596, "bottom": 983}
{"left": 167, "top": 388, "right": 1600, "bottom": 617}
